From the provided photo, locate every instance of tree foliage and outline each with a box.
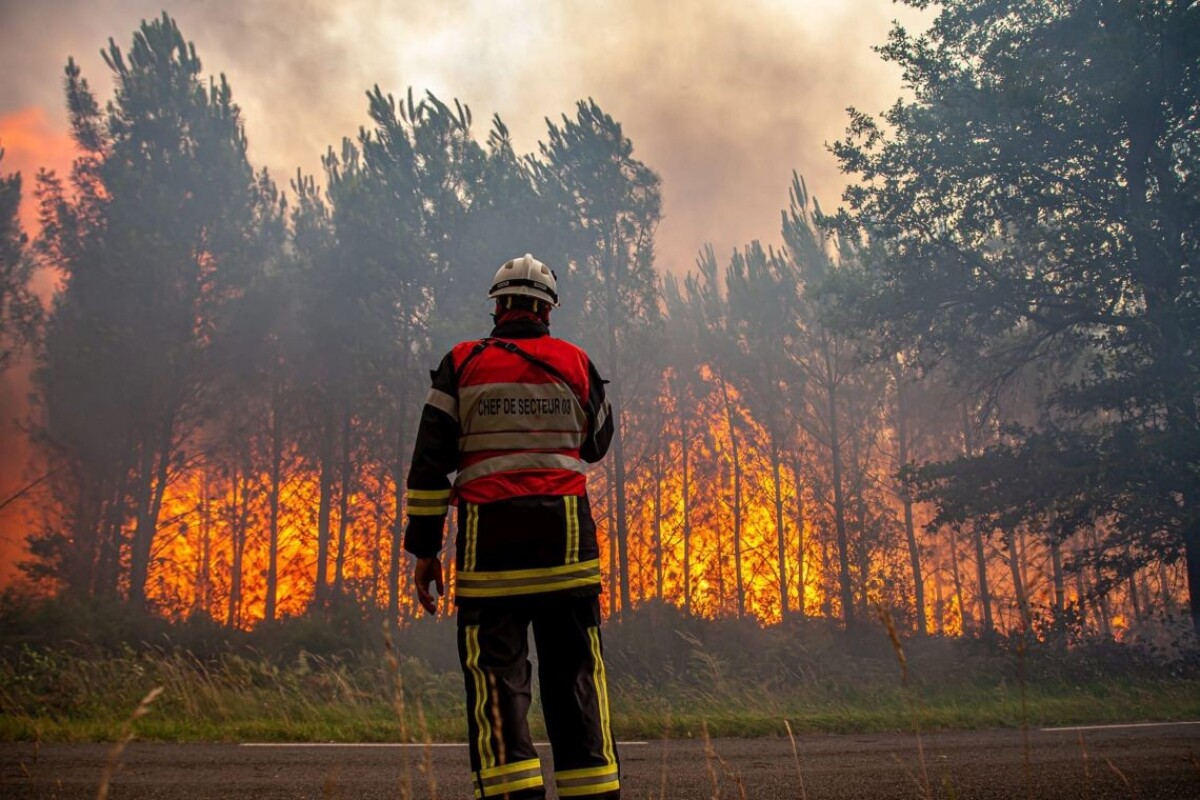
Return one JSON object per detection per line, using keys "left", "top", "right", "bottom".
{"left": 835, "top": 0, "right": 1200, "bottom": 632}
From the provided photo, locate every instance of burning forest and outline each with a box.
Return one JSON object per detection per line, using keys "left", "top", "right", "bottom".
{"left": 1, "top": 3, "right": 1198, "bottom": 654}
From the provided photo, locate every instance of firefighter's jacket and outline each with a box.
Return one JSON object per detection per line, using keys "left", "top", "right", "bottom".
{"left": 403, "top": 316, "right": 614, "bottom": 601}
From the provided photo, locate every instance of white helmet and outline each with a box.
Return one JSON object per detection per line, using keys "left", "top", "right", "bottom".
{"left": 489, "top": 253, "right": 559, "bottom": 307}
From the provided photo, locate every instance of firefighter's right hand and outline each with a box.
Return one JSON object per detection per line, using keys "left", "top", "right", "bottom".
{"left": 414, "top": 556, "right": 443, "bottom": 615}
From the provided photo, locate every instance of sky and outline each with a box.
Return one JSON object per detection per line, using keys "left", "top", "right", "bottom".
{"left": 0, "top": 0, "right": 929, "bottom": 582}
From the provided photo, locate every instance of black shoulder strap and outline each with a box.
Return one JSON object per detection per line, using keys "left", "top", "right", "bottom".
{"left": 457, "top": 338, "right": 584, "bottom": 407}
{"left": 453, "top": 340, "right": 492, "bottom": 385}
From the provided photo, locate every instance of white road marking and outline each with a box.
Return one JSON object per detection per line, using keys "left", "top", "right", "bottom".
{"left": 1041, "top": 721, "right": 1200, "bottom": 733}
{"left": 239, "top": 741, "right": 649, "bottom": 748}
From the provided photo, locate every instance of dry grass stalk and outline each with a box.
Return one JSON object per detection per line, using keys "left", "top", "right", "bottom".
{"left": 703, "top": 724, "right": 747, "bottom": 800}
{"left": 659, "top": 711, "right": 671, "bottom": 800}
{"left": 322, "top": 763, "right": 343, "bottom": 799}
{"left": 383, "top": 622, "right": 413, "bottom": 800}
{"left": 702, "top": 720, "right": 721, "bottom": 800}
{"left": 96, "top": 685, "right": 163, "bottom": 800}
{"left": 783, "top": 719, "right": 807, "bottom": 800}
{"left": 873, "top": 602, "right": 931, "bottom": 800}
{"left": 1016, "top": 633, "right": 1033, "bottom": 800}
{"left": 1078, "top": 731, "right": 1091, "bottom": 800}
{"left": 1104, "top": 758, "right": 1136, "bottom": 799}
{"left": 416, "top": 701, "right": 439, "bottom": 800}
{"left": 890, "top": 751, "right": 934, "bottom": 799}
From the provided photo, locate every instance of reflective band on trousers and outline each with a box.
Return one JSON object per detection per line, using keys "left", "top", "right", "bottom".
{"left": 556, "top": 763, "right": 620, "bottom": 797}
{"left": 476, "top": 757, "right": 544, "bottom": 798}
{"left": 455, "top": 452, "right": 587, "bottom": 486}
{"left": 464, "top": 626, "right": 494, "bottom": 769}
{"left": 456, "top": 559, "right": 602, "bottom": 598}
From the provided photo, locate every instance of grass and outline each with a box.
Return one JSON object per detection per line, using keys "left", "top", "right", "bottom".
{"left": 2, "top": 597, "right": 1197, "bottom": 744}
{"left": 2, "top": 643, "right": 1198, "bottom": 743}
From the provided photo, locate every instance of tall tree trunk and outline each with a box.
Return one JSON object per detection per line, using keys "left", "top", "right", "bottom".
{"left": 680, "top": 403, "right": 692, "bottom": 616}
{"left": 792, "top": 455, "right": 807, "bottom": 618}
{"left": 265, "top": 388, "right": 283, "bottom": 624}
{"left": 98, "top": 462, "right": 131, "bottom": 599}
{"left": 388, "top": 383, "right": 409, "bottom": 631}
{"left": 1128, "top": 572, "right": 1143, "bottom": 624}
{"left": 852, "top": 437, "right": 871, "bottom": 617}
{"left": 605, "top": 456, "right": 618, "bottom": 618}
{"left": 129, "top": 417, "right": 174, "bottom": 610}
{"left": 228, "top": 458, "right": 251, "bottom": 630}
{"left": 609, "top": 385, "right": 631, "bottom": 615}
{"left": 717, "top": 372, "right": 745, "bottom": 619}
{"left": 824, "top": 343, "right": 853, "bottom": 627}
{"left": 196, "top": 472, "right": 211, "bottom": 617}
{"left": 1184, "top": 516, "right": 1200, "bottom": 636}
{"left": 127, "top": 439, "right": 158, "bottom": 609}
{"left": 973, "top": 524, "right": 995, "bottom": 637}
{"left": 1158, "top": 561, "right": 1175, "bottom": 616}
{"left": 333, "top": 408, "right": 353, "bottom": 597}
{"left": 1073, "top": 538, "right": 1090, "bottom": 633}
{"left": 603, "top": 245, "right": 632, "bottom": 617}
{"left": 948, "top": 526, "right": 966, "bottom": 633}
{"left": 315, "top": 410, "right": 335, "bottom": 607}
{"left": 1088, "top": 528, "right": 1112, "bottom": 637}
{"left": 820, "top": 536, "right": 833, "bottom": 619}
{"left": 1005, "top": 526, "right": 1032, "bottom": 633}
{"left": 372, "top": 484, "right": 384, "bottom": 605}
{"left": 653, "top": 436, "right": 664, "bottom": 600}
{"left": 227, "top": 462, "right": 241, "bottom": 629}
{"left": 962, "top": 404, "right": 993, "bottom": 637}
{"left": 895, "top": 373, "right": 926, "bottom": 635}
{"left": 1049, "top": 535, "right": 1066, "bottom": 637}
{"left": 771, "top": 438, "right": 788, "bottom": 620}
{"left": 933, "top": 554, "right": 945, "bottom": 635}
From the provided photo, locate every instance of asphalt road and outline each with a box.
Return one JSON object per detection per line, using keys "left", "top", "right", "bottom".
{"left": 3, "top": 724, "right": 1198, "bottom": 799}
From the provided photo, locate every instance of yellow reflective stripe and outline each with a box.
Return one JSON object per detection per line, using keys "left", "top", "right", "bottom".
{"left": 475, "top": 777, "right": 544, "bottom": 798}
{"left": 409, "top": 488, "right": 451, "bottom": 501}
{"left": 482, "top": 776, "right": 544, "bottom": 796}
{"left": 465, "top": 626, "right": 494, "bottom": 769}
{"left": 478, "top": 757, "right": 544, "bottom": 796}
{"left": 556, "top": 764, "right": 619, "bottom": 781}
{"left": 589, "top": 626, "right": 616, "bottom": 768}
{"left": 464, "top": 502, "right": 479, "bottom": 571}
{"left": 455, "top": 560, "right": 602, "bottom": 597}
{"left": 458, "top": 558, "right": 601, "bottom": 582}
{"left": 456, "top": 575, "right": 602, "bottom": 598}
{"left": 408, "top": 504, "right": 448, "bottom": 516}
{"left": 480, "top": 758, "right": 541, "bottom": 779}
{"left": 558, "top": 779, "right": 621, "bottom": 797}
{"left": 408, "top": 488, "right": 450, "bottom": 516}
{"left": 564, "top": 495, "right": 579, "bottom": 564}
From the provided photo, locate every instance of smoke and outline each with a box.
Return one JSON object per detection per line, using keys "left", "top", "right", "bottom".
{"left": 1, "top": 0, "right": 924, "bottom": 270}
{"left": 0, "top": 0, "right": 926, "bottom": 584}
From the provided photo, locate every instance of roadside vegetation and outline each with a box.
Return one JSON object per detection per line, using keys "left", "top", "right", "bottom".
{"left": 2, "top": 592, "right": 1196, "bottom": 744}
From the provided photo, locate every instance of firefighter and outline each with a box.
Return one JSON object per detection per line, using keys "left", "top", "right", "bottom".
{"left": 403, "top": 253, "right": 619, "bottom": 799}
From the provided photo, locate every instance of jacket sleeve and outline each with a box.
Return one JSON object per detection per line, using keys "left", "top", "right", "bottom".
{"left": 403, "top": 352, "right": 461, "bottom": 558}
{"left": 580, "top": 357, "right": 614, "bottom": 464}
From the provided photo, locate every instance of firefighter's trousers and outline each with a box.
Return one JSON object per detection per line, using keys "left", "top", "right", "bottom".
{"left": 456, "top": 593, "right": 619, "bottom": 799}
